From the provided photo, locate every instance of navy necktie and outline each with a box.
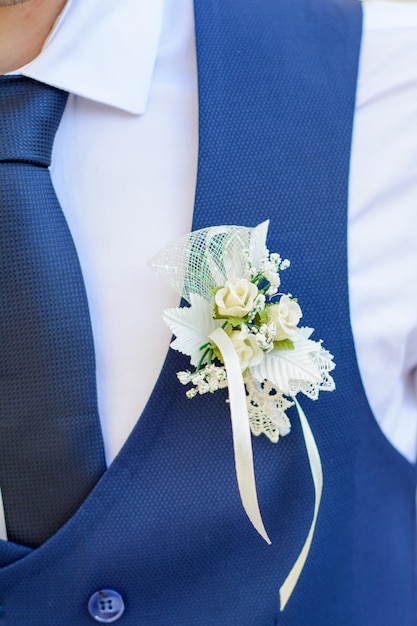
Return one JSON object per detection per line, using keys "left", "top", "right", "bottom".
{"left": 0, "top": 76, "right": 106, "bottom": 548}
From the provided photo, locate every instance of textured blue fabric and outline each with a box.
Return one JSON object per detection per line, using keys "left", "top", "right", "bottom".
{"left": 0, "top": 76, "right": 106, "bottom": 548}
{"left": 0, "top": 1, "right": 414, "bottom": 624}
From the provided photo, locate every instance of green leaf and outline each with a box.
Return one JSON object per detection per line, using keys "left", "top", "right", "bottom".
{"left": 227, "top": 317, "right": 246, "bottom": 327}
{"left": 273, "top": 339, "right": 295, "bottom": 351}
{"left": 258, "top": 309, "right": 269, "bottom": 325}
{"left": 212, "top": 311, "right": 246, "bottom": 328}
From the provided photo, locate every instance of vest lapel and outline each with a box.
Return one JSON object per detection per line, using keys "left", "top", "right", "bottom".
{"left": 192, "top": 0, "right": 363, "bottom": 410}
{"left": 193, "top": 0, "right": 362, "bottom": 234}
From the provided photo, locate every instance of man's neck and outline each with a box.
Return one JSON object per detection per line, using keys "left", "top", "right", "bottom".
{"left": 0, "top": 0, "right": 67, "bottom": 75}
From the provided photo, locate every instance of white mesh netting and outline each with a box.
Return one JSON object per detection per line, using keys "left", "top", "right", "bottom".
{"left": 149, "top": 222, "right": 269, "bottom": 303}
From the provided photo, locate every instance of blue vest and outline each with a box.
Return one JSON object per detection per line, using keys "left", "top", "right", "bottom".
{"left": 0, "top": 0, "right": 415, "bottom": 623}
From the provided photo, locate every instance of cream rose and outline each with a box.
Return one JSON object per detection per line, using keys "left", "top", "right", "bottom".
{"left": 229, "top": 329, "right": 264, "bottom": 371}
{"left": 215, "top": 278, "right": 258, "bottom": 318}
{"left": 266, "top": 295, "right": 302, "bottom": 341}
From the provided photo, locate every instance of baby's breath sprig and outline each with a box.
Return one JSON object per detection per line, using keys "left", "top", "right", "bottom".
{"left": 177, "top": 364, "right": 227, "bottom": 398}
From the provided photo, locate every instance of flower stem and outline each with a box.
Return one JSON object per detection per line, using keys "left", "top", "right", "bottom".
{"left": 196, "top": 347, "right": 212, "bottom": 371}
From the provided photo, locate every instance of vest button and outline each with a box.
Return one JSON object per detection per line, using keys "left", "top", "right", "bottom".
{"left": 87, "top": 589, "right": 125, "bottom": 623}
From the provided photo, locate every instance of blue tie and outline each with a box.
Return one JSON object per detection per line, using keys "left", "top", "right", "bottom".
{"left": 0, "top": 76, "right": 106, "bottom": 548}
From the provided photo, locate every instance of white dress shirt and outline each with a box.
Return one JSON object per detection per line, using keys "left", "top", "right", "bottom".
{"left": 20, "top": 0, "right": 198, "bottom": 465}
{"left": 349, "top": 1, "right": 417, "bottom": 462}
{"left": 16, "top": 0, "right": 417, "bottom": 466}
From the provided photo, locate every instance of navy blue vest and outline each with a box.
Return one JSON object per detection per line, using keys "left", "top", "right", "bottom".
{"left": 0, "top": 0, "right": 415, "bottom": 624}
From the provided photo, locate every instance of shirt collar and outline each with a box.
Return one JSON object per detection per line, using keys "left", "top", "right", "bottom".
{"left": 362, "top": 1, "right": 417, "bottom": 29}
{"left": 20, "top": 0, "right": 164, "bottom": 114}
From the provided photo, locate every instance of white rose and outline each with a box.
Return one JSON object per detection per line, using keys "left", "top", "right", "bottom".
{"left": 266, "top": 295, "right": 302, "bottom": 341}
{"left": 215, "top": 278, "right": 258, "bottom": 318}
{"left": 229, "top": 329, "right": 264, "bottom": 371}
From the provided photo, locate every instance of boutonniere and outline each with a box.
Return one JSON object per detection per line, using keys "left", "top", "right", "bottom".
{"left": 151, "top": 221, "right": 335, "bottom": 610}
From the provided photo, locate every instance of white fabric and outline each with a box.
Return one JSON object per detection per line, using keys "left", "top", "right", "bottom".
{"left": 279, "top": 398, "right": 323, "bottom": 612}
{"left": 208, "top": 327, "right": 271, "bottom": 545}
{"left": 20, "top": 0, "right": 198, "bottom": 465}
{"left": 15, "top": 0, "right": 417, "bottom": 466}
{"left": 349, "top": 1, "right": 417, "bottom": 462}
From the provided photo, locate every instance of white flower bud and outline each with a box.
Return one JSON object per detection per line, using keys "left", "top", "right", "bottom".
{"left": 266, "top": 295, "right": 302, "bottom": 341}
{"left": 229, "top": 328, "right": 264, "bottom": 370}
{"left": 215, "top": 278, "right": 258, "bottom": 318}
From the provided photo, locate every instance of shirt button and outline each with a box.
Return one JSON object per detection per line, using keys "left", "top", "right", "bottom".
{"left": 88, "top": 589, "right": 125, "bottom": 623}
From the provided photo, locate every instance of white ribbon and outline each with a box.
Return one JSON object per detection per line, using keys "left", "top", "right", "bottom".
{"left": 279, "top": 397, "right": 323, "bottom": 610}
{"left": 208, "top": 327, "right": 323, "bottom": 611}
{"left": 208, "top": 327, "right": 271, "bottom": 544}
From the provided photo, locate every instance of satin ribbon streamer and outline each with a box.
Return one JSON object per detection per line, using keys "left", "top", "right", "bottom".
{"left": 279, "top": 397, "right": 323, "bottom": 610}
{"left": 208, "top": 327, "right": 323, "bottom": 610}
{"left": 209, "top": 327, "right": 271, "bottom": 544}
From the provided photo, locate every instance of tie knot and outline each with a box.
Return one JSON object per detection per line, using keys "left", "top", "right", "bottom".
{"left": 0, "top": 76, "right": 68, "bottom": 167}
